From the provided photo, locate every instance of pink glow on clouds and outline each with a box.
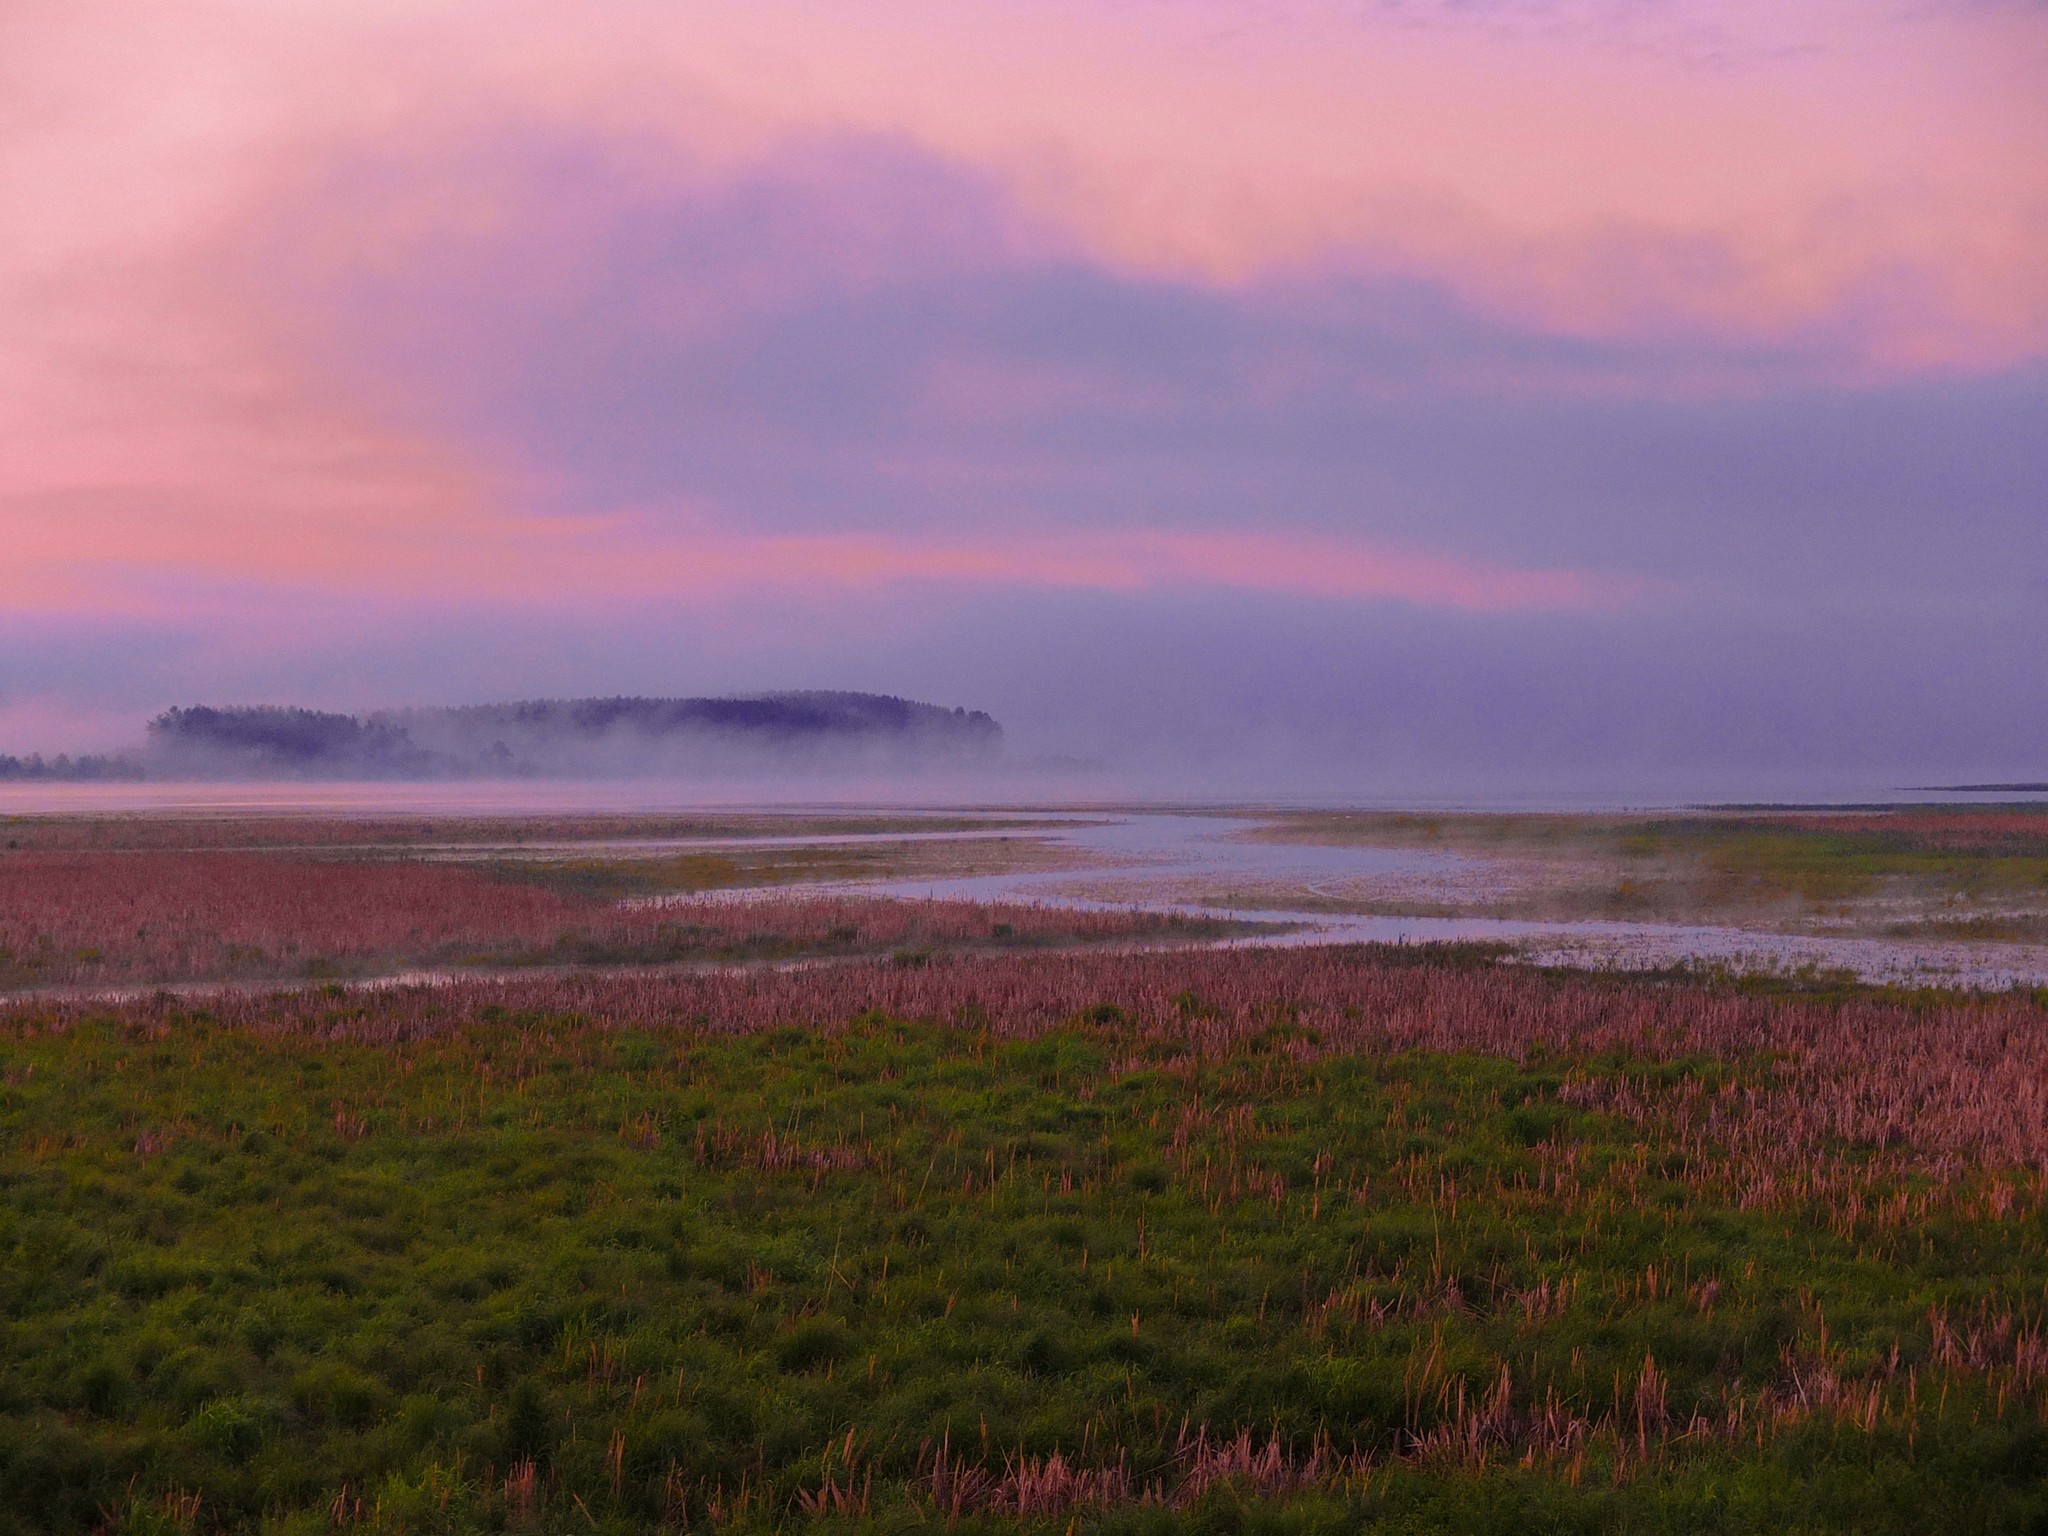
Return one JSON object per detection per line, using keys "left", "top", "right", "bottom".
{"left": 631, "top": 0, "right": 2048, "bottom": 364}
{"left": 514, "top": 521, "right": 1640, "bottom": 614}
{"left": 273, "top": 0, "right": 2048, "bottom": 363}
{"left": 7, "top": 0, "right": 2043, "bottom": 363}
{"left": 0, "top": 0, "right": 2041, "bottom": 629}
{"left": 5, "top": 497, "right": 1634, "bottom": 618}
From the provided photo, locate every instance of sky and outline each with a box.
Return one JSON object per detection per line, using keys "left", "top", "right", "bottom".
{"left": 3, "top": 0, "right": 2044, "bottom": 793}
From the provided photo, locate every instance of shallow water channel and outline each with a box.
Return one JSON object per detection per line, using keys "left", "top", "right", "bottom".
{"left": 773, "top": 811, "right": 2048, "bottom": 991}
{"left": 8, "top": 786, "right": 2044, "bottom": 992}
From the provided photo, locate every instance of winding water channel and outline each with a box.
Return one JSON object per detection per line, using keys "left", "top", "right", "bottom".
{"left": 8, "top": 786, "right": 2046, "bottom": 991}
{"left": 793, "top": 812, "right": 2048, "bottom": 990}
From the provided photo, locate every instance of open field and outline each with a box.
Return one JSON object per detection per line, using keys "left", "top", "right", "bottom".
{"left": 1248, "top": 805, "right": 2048, "bottom": 942}
{"left": 9, "top": 947, "right": 2048, "bottom": 1533}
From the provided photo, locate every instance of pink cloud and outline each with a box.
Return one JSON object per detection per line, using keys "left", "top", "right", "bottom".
{"left": 9, "top": 503, "right": 1635, "bottom": 616}
{"left": 565, "top": 520, "right": 1639, "bottom": 613}
{"left": 470, "top": 0, "right": 2048, "bottom": 368}
{"left": 0, "top": 0, "right": 2037, "bottom": 638}
{"left": 9, "top": 1, "right": 2044, "bottom": 386}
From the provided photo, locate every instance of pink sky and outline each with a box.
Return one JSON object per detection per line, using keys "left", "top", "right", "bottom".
{"left": 4, "top": 0, "right": 2042, "bottom": 615}
{"left": 1, "top": 1, "right": 2044, "bottom": 778}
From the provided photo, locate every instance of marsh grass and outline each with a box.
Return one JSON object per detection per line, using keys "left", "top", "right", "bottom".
{"left": 490, "top": 835, "right": 1081, "bottom": 903}
{"left": 1258, "top": 805, "right": 2048, "bottom": 938}
{"left": 7, "top": 950, "right": 2048, "bottom": 1532}
{"left": 1627, "top": 812, "right": 2048, "bottom": 906}
{"left": 0, "top": 853, "right": 1231, "bottom": 989}
{"left": 0, "top": 814, "right": 1064, "bottom": 854}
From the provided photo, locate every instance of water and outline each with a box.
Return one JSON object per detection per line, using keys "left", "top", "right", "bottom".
{"left": 2, "top": 779, "right": 2043, "bottom": 818}
{"left": 804, "top": 812, "right": 2048, "bottom": 991}
{"left": 7, "top": 788, "right": 2046, "bottom": 990}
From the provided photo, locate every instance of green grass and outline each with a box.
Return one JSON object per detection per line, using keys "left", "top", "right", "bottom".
{"left": 1624, "top": 822, "right": 2048, "bottom": 905}
{"left": 1256, "top": 806, "right": 2048, "bottom": 935}
{"left": 5, "top": 1002, "right": 2048, "bottom": 1534}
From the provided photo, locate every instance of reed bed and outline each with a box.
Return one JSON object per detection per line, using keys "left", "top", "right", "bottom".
{"left": 0, "top": 816, "right": 517, "bottom": 851}
{"left": 0, "top": 812, "right": 1021, "bottom": 852}
{"left": 0, "top": 850, "right": 1209, "bottom": 985}
{"left": 22, "top": 944, "right": 2047, "bottom": 1174}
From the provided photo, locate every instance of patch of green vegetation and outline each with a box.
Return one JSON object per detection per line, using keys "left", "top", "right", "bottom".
{"left": 483, "top": 837, "right": 1072, "bottom": 902}
{"left": 491, "top": 855, "right": 749, "bottom": 901}
{"left": 1256, "top": 806, "right": 2048, "bottom": 933}
{"left": 448, "top": 918, "right": 1250, "bottom": 974}
{"left": 2, "top": 1006, "right": 2046, "bottom": 1533}
{"left": 1629, "top": 819, "right": 2048, "bottom": 904}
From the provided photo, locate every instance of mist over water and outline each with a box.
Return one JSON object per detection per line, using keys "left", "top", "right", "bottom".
{"left": 8, "top": 784, "right": 2042, "bottom": 992}
{"left": 3, "top": 775, "right": 2044, "bottom": 819}
{"left": 3, "top": 771, "right": 2045, "bottom": 819}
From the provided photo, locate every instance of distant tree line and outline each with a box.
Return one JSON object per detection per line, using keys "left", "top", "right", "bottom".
{"left": 0, "top": 752, "right": 146, "bottom": 781}
{"left": 3, "top": 694, "right": 1004, "bottom": 783}
{"left": 148, "top": 706, "right": 437, "bottom": 777}
{"left": 142, "top": 694, "right": 1003, "bottom": 779}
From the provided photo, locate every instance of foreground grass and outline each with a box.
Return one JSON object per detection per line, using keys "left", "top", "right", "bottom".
{"left": 5, "top": 958, "right": 2048, "bottom": 1533}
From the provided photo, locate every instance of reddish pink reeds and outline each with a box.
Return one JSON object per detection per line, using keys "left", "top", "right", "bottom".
{"left": 0, "top": 813, "right": 968, "bottom": 852}
{"left": 1171, "top": 1426, "right": 1337, "bottom": 1503}
{"left": 794, "top": 1430, "right": 873, "bottom": 1519}
{"left": 652, "top": 1313, "right": 2048, "bottom": 1528}
{"left": 0, "top": 849, "right": 1199, "bottom": 984}
{"left": 903, "top": 1321, "right": 2030, "bottom": 1511}
{"left": 0, "top": 816, "right": 484, "bottom": 852}
{"left": 17, "top": 945, "right": 2048, "bottom": 1182}
{"left": 0, "top": 852, "right": 574, "bottom": 980}
{"left": 923, "top": 1435, "right": 1132, "bottom": 1518}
